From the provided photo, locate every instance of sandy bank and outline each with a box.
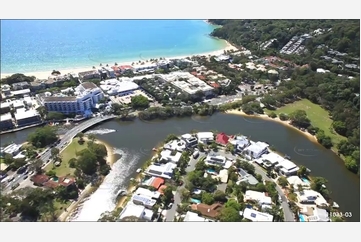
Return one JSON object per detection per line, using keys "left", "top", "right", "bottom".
{"left": 226, "top": 109, "right": 318, "bottom": 143}
{"left": 1, "top": 43, "right": 238, "bottom": 80}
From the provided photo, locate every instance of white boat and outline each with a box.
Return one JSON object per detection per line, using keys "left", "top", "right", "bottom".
{"left": 332, "top": 202, "right": 340, "bottom": 208}
{"left": 136, "top": 168, "right": 142, "bottom": 173}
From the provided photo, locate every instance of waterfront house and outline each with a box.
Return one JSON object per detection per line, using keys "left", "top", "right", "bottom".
{"left": 257, "top": 152, "right": 299, "bottom": 176}
{"left": 287, "top": 176, "right": 310, "bottom": 190}
{"left": 205, "top": 154, "right": 226, "bottom": 167}
{"left": 31, "top": 175, "right": 76, "bottom": 189}
{"left": 216, "top": 132, "right": 229, "bottom": 145}
{"left": 196, "top": 132, "right": 214, "bottom": 144}
{"left": 146, "top": 162, "right": 177, "bottom": 179}
{"left": 242, "top": 208, "right": 273, "bottom": 222}
{"left": 243, "top": 141, "right": 269, "bottom": 159}
{"left": 163, "top": 139, "right": 186, "bottom": 152}
{"left": 244, "top": 190, "right": 272, "bottom": 206}
{"left": 78, "top": 70, "right": 100, "bottom": 81}
{"left": 160, "top": 149, "right": 182, "bottom": 164}
{"left": 229, "top": 135, "right": 250, "bottom": 151}
{"left": 150, "top": 177, "right": 165, "bottom": 190}
{"left": 296, "top": 190, "right": 328, "bottom": 207}
{"left": 0, "top": 113, "right": 14, "bottom": 131}
{"left": 190, "top": 203, "right": 223, "bottom": 219}
{"left": 14, "top": 109, "right": 42, "bottom": 127}
{"left": 181, "top": 133, "right": 198, "bottom": 148}
{"left": 118, "top": 203, "right": 153, "bottom": 221}
{"left": 131, "top": 194, "right": 157, "bottom": 209}
{"left": 1, "top": 143, "right": 22, "bottom": 157}
{"left": 133, "top": 187, "right": 161, "bottom": 200}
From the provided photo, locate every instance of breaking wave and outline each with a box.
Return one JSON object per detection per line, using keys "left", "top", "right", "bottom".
{"left": 85, "top": 129, "right": 116, "bottom": 135}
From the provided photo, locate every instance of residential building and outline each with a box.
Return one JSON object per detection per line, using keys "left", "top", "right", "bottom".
{"left": 163, "top": 139, "right": 186, "bottom": 151}
{"left": 237, "top": 168, "right": 259, "bottom": 185}
{"left": 205, "top": 154, "right": 226, "bottom": 166}
{"left": 244, "top": 190, "right": 272, "bottom": 206}
{"left": 216, "top": 132, "right": 229, "bottom": 145}
{"left": 133, "top": 187, "right": 161, "bottom": 200}
{"left": 242, "top": 208, "right": 273, "bottom": 222}
{"left": 11, "top": 82, "right": 29, "bottom": 90}
{"left": 14, "top": 109, "right": 41, "bottom": 127}
{"left": 41, "top": 82, "right": 104, "bottom": 115}
{"left": 131, "top": 194, "right": 157, "bottom": 208}
{"left": 181, "top": 134, "right": 198, "bottom": 148}
{"left": 287, "top": 176, "right": 310, "bottom": 189}
{"left": 184, "top": 211, "right": 212, "bottom": 222}
{"left": 78, "top": 70, "right": 100, "bottom": 80}
{"left": 31, "top": 175, "right": 76, "bottom": 189}
{"left": 302, "top": 207, "right": 330, "bottom": 222}
{"left": 149, "top": 177, "right": 165, "bottom": 190}
{"left": 146, "top": 162, "right": 177, "bottom": 179}
{"left": 196, "top": 132, "right": 214, "bottom": 144}
{"left": 99, "top": 78, "right": 140, "bottom": 96}
{"left": 215, "top": 54, "right": 231, "bottom": 62}
{"left": 160, "top": 149, "right": 182, "bottom": 164}
{"left": 230, "top": 135, "right": 250, "bottom": 151}
{"left": 0, "top": 102, "right": 11, "bottom": 114}
{"left": 190, "top": 203, "right": 222, "bottom": 219}
{"left": 243, "top": 141, "right": 269, "bottom": 159}
{"left": 133, "top": 63, "right": 157, "bottom": 73}
{"left": 296, "top": 190, "right": 328, "bottom": 207}
{"left": 11, "top": 89, "right": 31, "bottom": 97}
{"left": 0, "top": 143, "right": 22, "bottom": 156}
{"left": 30, "top": 79, "right": 46, "bottom": 91}
{"left": 118, "top": 203, "right": 153, "bottom": 221}
{"left": 0, "top": 113, "right": 14, "bottom": 131}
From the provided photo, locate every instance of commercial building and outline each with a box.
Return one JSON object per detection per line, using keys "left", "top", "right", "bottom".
{"left": 0, "top": 143, "right": 23, "bottom": 156}
{"left": 0, "top": 113, "right": 14, "bottom": 130}
{"left": 78, "top": 70, "right": 100, "bottom": 80}
{"left": 41, "top": 82, "right": 104, "bottom": 115}
{"left": 11, "top": 89, "right": 31, "bottom": 97}
{"left": 0, "top": 102, "right": 11, "bottom": 114}
{"left": 99, "top": 79, "right": 140, "bottom": 96}
{"left": 14, "top": 109, "right": 41, "bottom": 127}
{"left": 158, "top": 71, "right": 214, "bottom": 96}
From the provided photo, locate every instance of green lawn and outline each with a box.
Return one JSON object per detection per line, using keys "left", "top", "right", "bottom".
{"left": 265, "top": 99, "right": 346, "bottom": 145}
{"left": 46, "top": 138, "right": 88, "bottom": 177}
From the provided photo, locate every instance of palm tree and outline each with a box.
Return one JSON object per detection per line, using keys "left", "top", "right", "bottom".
{"left": 87, "top": 134, "right": 96, "bottom": 143}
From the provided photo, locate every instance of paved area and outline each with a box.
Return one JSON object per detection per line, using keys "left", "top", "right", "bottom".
{"left": 208, "top": 92, "right": 243, "bottom": 106}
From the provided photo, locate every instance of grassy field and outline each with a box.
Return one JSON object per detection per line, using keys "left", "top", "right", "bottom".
{"left": 265, "top": 99, "right": 346, "bottom": 145}
{"left": 46, "top": 138, "right": 88, "bottom": 177}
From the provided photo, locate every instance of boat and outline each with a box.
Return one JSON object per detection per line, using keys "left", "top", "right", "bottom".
{"left": 284, "top": 154, "right": 291, "bottom": 160}
{"left": 136, "top": 168, "right": 142, "bottom": 173}
{"left": 332, "top": 202, "right": 340, "bottom": 208}
{"left": 116, "top": 189, "right": 127, "bottom": 198}
{"left": 152, "top": 148, "right": 157, "bottom": 151}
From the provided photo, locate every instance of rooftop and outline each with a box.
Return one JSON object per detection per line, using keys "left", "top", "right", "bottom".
{"left": 243, "top": 208, "right": 273, "bottom": 222}
{"left": 81, "top": 82, "right": 98, "bottom": 90}
{"left": 14, "top": 110, "right": 40, "bottom": 120}
{"left": 191, "top": 203, "right": 223, "bottom": 218}
{"left": 42, "top": 96, "right": 77, "bottom": 102}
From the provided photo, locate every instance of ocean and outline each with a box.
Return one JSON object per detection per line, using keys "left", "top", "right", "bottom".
{"left": 0, "top": 20, "right": 226, "bottom": 74}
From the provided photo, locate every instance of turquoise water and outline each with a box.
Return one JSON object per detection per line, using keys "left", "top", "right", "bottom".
{"left": 190, "top": 198, "right": 201, "bottom": 204}
{"left": 1, "top": 20, "right": 226, "bottom": 74}
{"left": 301, "top": 177, "right": 310, "bottom": 184}
{"left": 299, "top": 214, "right": 306, "bottom": 222}
{"left": 207, "top": 169, "right": 216, "bottom": 174}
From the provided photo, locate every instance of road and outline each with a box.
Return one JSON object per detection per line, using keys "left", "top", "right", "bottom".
{"left": 2, "top": 115, "right": 116, "bottom": 194}
{"left": 209, "top": 92, "right": 243, "bottom": 106}
{"left": 165, "top": 153, "right": 204, "bottom": 221}
{"left": 252, "top": 163, "right": 295, "bottom": 222}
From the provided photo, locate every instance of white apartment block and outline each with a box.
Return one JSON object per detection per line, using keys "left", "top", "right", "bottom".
{"left": 41, "top": 82, "right": 104, "bottom": 115}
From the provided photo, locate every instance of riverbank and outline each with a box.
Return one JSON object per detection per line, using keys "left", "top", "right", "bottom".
{"left": 0, "top": 122, "right": 44, "bottom": 135}
{"left": 226, "top": 109, "right": 319, "bottom": 143}
{"left": 57, "top": 137, "right": 115, "bottom": 221}
{"left": 0, "top": 42, "right": 237, "bottom": 80}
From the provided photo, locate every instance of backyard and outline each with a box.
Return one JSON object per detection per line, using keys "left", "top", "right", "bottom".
{"left": 265, "top": 99, "right": 346, "bottom": 145}
{"left": 45, "top": 138, "right": 88, "bottom": 177}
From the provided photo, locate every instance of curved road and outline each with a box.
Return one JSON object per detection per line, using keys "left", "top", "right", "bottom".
{"left": 3, "top": 115, "right": 115, "bottom": 194}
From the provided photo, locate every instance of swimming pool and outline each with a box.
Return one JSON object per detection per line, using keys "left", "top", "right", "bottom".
{"left": 299, "top": 214, "right": 306, "bottom": 222}
{"left": 301, "top": 177, "right": 310, "bottom": 184}
{"left": 190, "top": 198, "right": 201, "bottom": 204}
{"left": 207, "top": 169, "right": 216, "bottom": 174}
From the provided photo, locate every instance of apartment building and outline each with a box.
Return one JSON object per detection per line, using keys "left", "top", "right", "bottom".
{"left": 40, "top": 82, "right": 104, "bottom": 115}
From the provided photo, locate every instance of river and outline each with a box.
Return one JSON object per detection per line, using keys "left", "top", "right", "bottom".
{"left": 1, "top": 113, "right": 359, "bottom": 222}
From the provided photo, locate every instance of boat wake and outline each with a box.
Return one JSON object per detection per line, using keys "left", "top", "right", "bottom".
{"left": 69, "top": 147, "right": 140, "bottom": 221}
{"left": 85, "top": 129, "right": 116, "bottom": 135}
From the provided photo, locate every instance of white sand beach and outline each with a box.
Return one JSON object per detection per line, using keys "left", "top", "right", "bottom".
{"left": 1, "top": 41, "right": 238, "bottom": 80}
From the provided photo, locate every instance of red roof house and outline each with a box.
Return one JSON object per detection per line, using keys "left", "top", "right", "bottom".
{"left": 216, "top": 132, "right": 229, "bottom": 145}
{"left": 151, "top": 177, "right": 165, "bottom": 190}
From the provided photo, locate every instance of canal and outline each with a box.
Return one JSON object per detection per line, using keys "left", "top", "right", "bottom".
{"left": 1, "top": 113, "right": 359, "bottom": 221}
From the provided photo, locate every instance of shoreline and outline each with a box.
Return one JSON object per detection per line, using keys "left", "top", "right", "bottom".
{"left": 58, "top": 138, "right": 115, "bottom": 221}
{"left": 1, "top": 41, "right": 237, "bottom": 80}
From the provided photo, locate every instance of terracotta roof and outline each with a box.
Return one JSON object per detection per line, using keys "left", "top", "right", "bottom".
{"left": 216, "top": 132, "right": 229, "bottom": 145}
{"left": 31, "top": 174, "right": 50, "bottom": 185}
{"left": 198, "top": 75, "right": 206, "bottom": 80}
{"left": 151, "top": 177, "right": 165, "bottom": 189}
{"left": 191, "top": 203, "right": 223, "bottom": 218}
{"left": 42, "top": 176, "right": 75, "bottom": 188}
{"left": 158, "top": 185, "right": 167, "bottom": 194}
{"left": 119, "top": 65, "right": 134, "bottom": 70}
{"left": 210, "top": 83, "right": 220, "bottom": 88}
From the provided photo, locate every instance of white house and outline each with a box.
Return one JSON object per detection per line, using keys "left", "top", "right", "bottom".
{"left": 131, "top": 194, "right": 157, "bottom": 208}
{"left": 274, "top": 158, "right": 299, "bottom": 176}
{"left": 181, "top": 134, "right": 198, "bottom": 148}
{"left": 229, "top": 135, "right": 250, "bottom": 151}
{"left": 163, "top": 139, "right": 186, "bottom": 151}
{"left": 196, "top": 132, "right": 214, "bottom": 144}
{"left": 205, "top": 154, "right": 226, "bottom": 167}
{"left": 296, "top": 190, "right": 328, "bottom": 207}
{"left": 243, "top": 141, "right": 269, "bottom": 159}
{"left": 244, "top": 190, "right": 272, "bottom": 206}
{"left": 160, "top": 150, "right": 182, "bottom": 164}
{"left": 146, "top": 162, "right": 177, "bottom": 179}
{"left": 242, "top": 208, "right": 273, "bottom": 222}
{"left": 287, "top": 176, "right": 310, "bottom": 189}
{"left": 184, "top": 211, "right": 212, "bottom": 222}
{"left": 133, "top": 187, "right": 161, "bottom": 200}
{"left": 118, "top": 203, "right": 154, "bottom": 221}
{"left": 308, "top": 208, "right": 330, "bottom": 222}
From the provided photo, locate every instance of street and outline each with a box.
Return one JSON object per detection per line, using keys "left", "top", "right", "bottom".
{"left": 208, "top": 92, "right": 242, "bottom": 106}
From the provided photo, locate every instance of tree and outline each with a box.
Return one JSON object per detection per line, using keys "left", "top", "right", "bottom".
{"left": 76, "top": 150, "right": 98, "bottom": 175}
{"left": 3, "top": 154, "right": 14, "bottom": 165}
{"left": 219, "top": 207, "right": 241, "bottom": 222}
{"left": 161, "top": 186, "right": 174, "bottom": 205}
{"left": 297, "top": 165, "right": 309, "bottom": 177}
{"left": 213, "top": 190, "right": 227, "bottom": 203}
{"left": 224, "top": 199, "right": 241, "bottom": 211}
{"left": 180, "top": 188, "right": 191, "bottom": 202}
{"left": 29, "top": 159, "right": 43, "bottom": 173}
{"left": 332, "top": 121, "right": 347, "bottom": 136}
{"left": 225, "top": 143, "right": 235, "bottom": 154}
{"left": 87, "top": 134, "right": 96, "bottom": 143}
{"left": 50, "top": 147, "right": 60, "bottom": 160}
{"left": 130, "top": 95, "right": 149, "bottom": 110}
{"left": 77, "top": 132, "right": 85, "bottom": 143}
{"left": 197, "top": 143, "right": 205, "bottom": 152}
{"left": 201, "top": 192, "right": 215, "bottom": 205}
{"left": 27, "top": 126, "right": 58, "bottom": 148}
{"left": 344, "top": 156, "right": 358, "bottom": 173}
{"left": 289, "top": 110, "right": 311, "bottom": 128}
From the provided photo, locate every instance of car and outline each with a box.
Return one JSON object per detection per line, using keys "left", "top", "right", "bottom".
{"left": 23, "top": 175, "right": 28, "bottom": 180}
{"left": 168, "top": 203, "right": 173, "bottom": 208}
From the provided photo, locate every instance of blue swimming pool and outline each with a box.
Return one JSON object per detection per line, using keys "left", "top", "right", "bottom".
{"left": 299, "top": 214, "right": 306, "bottom": 222}
{"left": 301, "top": 177, "right": 310, "bottom": 184}
{"left": 207, "top": 169, "right": 216, "bottom": 174}
{"left": 190, "top": 198, "right": 201, "bottom": 204}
